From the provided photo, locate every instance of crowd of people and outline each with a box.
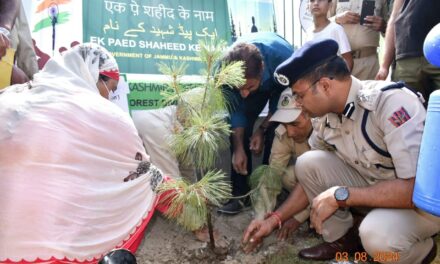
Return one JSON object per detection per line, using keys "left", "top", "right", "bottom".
{"left": 1, "top": 0, "right": 440, "bottom": 263}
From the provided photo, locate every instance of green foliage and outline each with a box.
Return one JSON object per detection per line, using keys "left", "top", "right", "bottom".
{"left": 157, "top": 170, "right": 231, "bottom": 231}
{"left": 158, "top": 40, "right": 245, "bottom": 170}
{"left": 158, "top": 40, "right": 245, "bottom": 112}
{"left": 155, "top": 39, "right": 246, "bottom": 238}
{"left": 249, "top": 165, "right": 285, "bottom": 220}
{"left": 197, "top": 39, "right": 225, "bottom": 76}
{"left": 214, "top": 60, "right": 247, "bottom": 91}
{"left": 170, "top": 112, "right": 231, "bottom": 170}
{"left": 157, "top": 62, "right": 189, "bottom": 106}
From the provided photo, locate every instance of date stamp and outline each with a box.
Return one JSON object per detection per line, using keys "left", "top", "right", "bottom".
{"left": 335, "top": 251, "right": 400, "bottom": 262}
{"left": 373, "top": 251, "right": 400, "bottom": 262}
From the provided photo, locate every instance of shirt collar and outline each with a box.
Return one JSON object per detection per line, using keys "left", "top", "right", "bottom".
{"left": 342, "top": 76, "right": 362, "bottom": 120}
{"left": 325, "top": 76, "right": 362, "bottom": 128}
{"left": 275, "top": 124, "right": 286, "bottom": 139}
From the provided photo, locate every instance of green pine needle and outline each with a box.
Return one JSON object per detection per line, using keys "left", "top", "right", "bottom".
{"left": 197, "top": 39, "right": 226, "bottom": 73}
{"left": 214, "top": 60, "right": 246, "bottom": 90}
{"left": 157, "top": 62, "right": 189, "bottom": 106}
{"left": 155, "top": 39, "right": 246, "bottom": 235}
{"left": 157, "top": 170, "right": 231, "bottom": 231}
{"left": 169, "top": 112, "right": 230, "bottom": 170}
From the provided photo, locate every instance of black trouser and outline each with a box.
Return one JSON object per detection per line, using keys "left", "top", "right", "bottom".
{"left": 229, "top": 91, "right": 277, "bottom": 197}
{"left": 229, "top": 121, "right": 276, "bottom": 197}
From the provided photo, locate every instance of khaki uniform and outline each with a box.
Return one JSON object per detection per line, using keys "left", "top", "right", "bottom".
{"left": 329, "top": 0, "right": 388, "bottom": 80}
{"left": 296, "top": 77, "right": 440, "bottom": 264}
{"left": 393, "top": 56, "right": 440, "bottom": 101}
{"left": 10, "top": 1, "right": 38, "bottom": 79}
{"left": 269, "top": 125, "right": 310, "bottom": 223}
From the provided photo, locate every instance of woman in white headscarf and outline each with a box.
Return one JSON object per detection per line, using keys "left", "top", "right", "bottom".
{"left": 42, "top": 42, "right": 120, "bottom": 98}
{"left": 0, "top": 43, "right": 163, "bottom": 263}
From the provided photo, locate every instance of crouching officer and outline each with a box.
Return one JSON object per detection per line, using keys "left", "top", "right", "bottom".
{"left": 252, "top": 88, "right": 312, "bottom": 241}
{"left": 243, "top": 39, "right": 440, "bottom": 264}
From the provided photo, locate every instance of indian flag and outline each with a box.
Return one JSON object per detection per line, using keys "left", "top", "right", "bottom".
{"left": 33, "top": 0, "right": 72, "bottom": 32}
{"left": 31, "top": 0, "right": 83, "bottom": 59}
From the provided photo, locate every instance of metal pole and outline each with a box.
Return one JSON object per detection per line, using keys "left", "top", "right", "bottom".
{"left": 291, "top": 0, "right": 294, "bottom": 44}
{"left": 283, "top": 0, "right": 286, "bottom": 38}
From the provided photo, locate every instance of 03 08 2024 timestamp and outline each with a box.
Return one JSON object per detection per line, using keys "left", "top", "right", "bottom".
{"left": 335, "top": 251, "right": 400, "bottom": 262}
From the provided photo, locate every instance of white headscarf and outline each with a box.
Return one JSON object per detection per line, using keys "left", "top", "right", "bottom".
{"left": 0, "top": 44, "right": 161, "bottom": 263}
{"left": 33, "top": 42, "right": 119, "bottom": 95}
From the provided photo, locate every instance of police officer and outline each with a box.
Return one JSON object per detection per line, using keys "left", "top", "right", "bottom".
{"left": 329, "top": 0, "right": 388, "bottom": 80}
{"left": 249, "top": 88, "right": 312, "bottom": 243}
{"left": 242, "top": 39, "right": 440, "bottom": 264}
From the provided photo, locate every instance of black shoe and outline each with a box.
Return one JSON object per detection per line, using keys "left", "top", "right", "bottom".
{"left": 217, "top": 199, "right": 250, "bottom": 215}
{"left": 99, "top": 249, "right": 137, "bottom": 264}
{"left": 422, "top": 241, "right": 437, "bottom": 264}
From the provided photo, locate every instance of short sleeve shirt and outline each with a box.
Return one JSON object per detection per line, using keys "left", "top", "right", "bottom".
{"left": 305, "top": 22, "right": 352, "bottom": 55}
{"left": 270, "top": 124, "right": 311, "bottom": 168}
{"left": 309, "top": 77, "right": 426, "bottom": 184}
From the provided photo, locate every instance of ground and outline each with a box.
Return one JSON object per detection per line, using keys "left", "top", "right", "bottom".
{"left": 135, "top": 208, "right": 440, "bottom": 264}
{"left": 136, "top": 145, "right": 440, "bottom": 264}
{"left": 136, "top": 208, "right": 314, "bottom": 264}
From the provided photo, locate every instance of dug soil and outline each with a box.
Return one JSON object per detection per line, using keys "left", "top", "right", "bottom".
{"left": 136, "top": 209, "right": 440, "bottom": 264}
{"left": 137, "top": 209, "right": 323, "bottom": 264}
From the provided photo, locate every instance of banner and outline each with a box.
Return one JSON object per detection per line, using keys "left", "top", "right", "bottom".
{"left": 29, "top": 0, "right": 278, "bottom": 112}
{"left": 128, "top": 80, "right": 168, "bottom": 110}
{"left": 127, "top": 76, "right": 202, "bottom": 110}
{"left": 83, "top": 0, "right": 231, "bottom": 75}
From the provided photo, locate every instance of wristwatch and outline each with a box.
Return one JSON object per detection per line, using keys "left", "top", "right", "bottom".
{"left": 334, "top": 186, "right": 349, "bottom": 207}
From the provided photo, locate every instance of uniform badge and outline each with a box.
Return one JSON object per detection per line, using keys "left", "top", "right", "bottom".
{"left": 274, "top": 72, "right": 289, "bottom": 86}
{"left": 281, "top": 95, "right": 290, "bottom": 106}
{"left": 342, "top": 102, "right": 355, "bottom": 118}
{"left": 388, "top": 107, "right": 411, "bottom": 127}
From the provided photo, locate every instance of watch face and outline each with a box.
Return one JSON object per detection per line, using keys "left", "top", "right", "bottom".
{"left": 335, "top": 187, "right": 349, "bottom": 201}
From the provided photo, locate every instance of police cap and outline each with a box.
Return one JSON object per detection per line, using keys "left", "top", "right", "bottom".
{"left": 274, "top": 39, "right": 339, "bottom": 87}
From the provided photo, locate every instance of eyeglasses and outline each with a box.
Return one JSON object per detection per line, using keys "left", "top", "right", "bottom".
{"left": 292, "top": 76, "right": 334, "bottom": 101}
{"left": 292, "top": 79, "right": 320, "bottom": 101}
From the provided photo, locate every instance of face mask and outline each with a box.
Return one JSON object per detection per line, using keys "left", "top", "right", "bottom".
{"left": 101, "top": 79, "right": 113, "bottom": 100}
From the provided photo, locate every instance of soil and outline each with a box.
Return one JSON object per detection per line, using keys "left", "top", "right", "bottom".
{"left": 135, "top": 149, "right": 440, "bottom": 264}
{"left": 135, "top": 208, "right": 322, "bottom": 264}
{"left": 135, "top": 208, "right": 440, "bottom": 264}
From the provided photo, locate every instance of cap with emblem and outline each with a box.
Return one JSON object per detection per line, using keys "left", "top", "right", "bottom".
{"left": 270, "top": 88, "right": 301, "bottom": 123}
{"left": 274, "top": 39, "right": 339, "bottom": 87}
